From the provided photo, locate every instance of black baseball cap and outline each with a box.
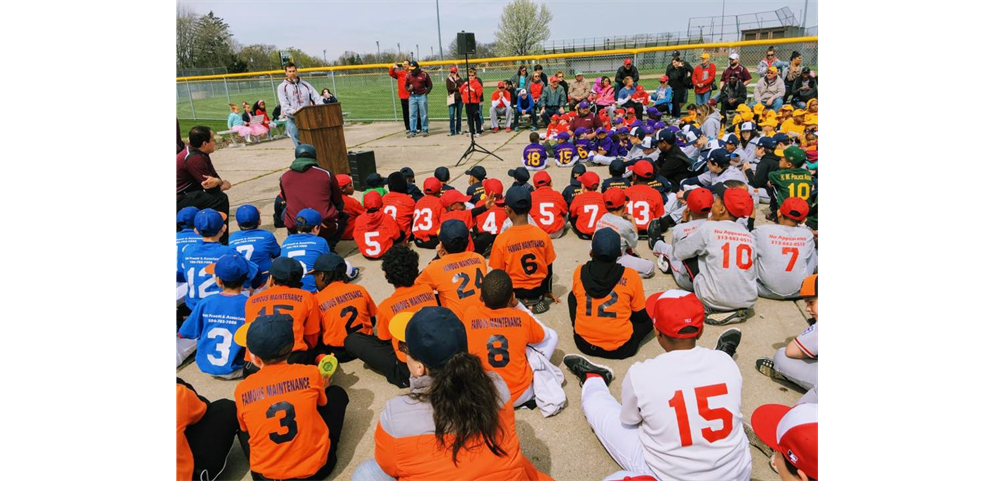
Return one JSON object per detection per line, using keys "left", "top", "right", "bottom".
{"left": 366, "top": 173, "right": 387, "bottom": 187}
{"left": 399, "top": 167, "right": 416, "bottom": 179}
{"left": 245, "top": 314, "right": 295, "bottom": 360}
{"left": 504, "top": 185, "right": 532, "bottom": 211}
{"left": 392, "top": 306, "right": 468, "bottom": 370}
{"left": 671, "top": 51, "right": 681, "bottom": 58}
{"left": 508, "top": 167, "right": 530, "bottom": 183}
{"left": 309, "top": 252, "right": 346, "bottom": 275}
{"left": 571, "top": 163, "right": 587, "bottom": 178}
{"left": 388, "top": 172, "right": 407, "bottom": 193}
{"left": 657, "top": 129, "right": 677, "bottom": 145}
{"left": 270, "top": 257, "right": 304, "bottom": 283}
{"left": 465, "top": 165, "right": 487, "bottom": 180}
{"left": 439, "top": 219, "right": 470, "bottom": 253}
{"left": 434, "top": 166, "right": 451, "bottom": 182}
{"left": 591, "top": 228, "right": 622, "bottom": 261}
{"left": 609, "top": 158, "right": 626, "bottom": 176}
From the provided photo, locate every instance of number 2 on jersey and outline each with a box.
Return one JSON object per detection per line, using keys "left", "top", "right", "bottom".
{"left": 668, "top": 383, "right": 733, "bottom": 447}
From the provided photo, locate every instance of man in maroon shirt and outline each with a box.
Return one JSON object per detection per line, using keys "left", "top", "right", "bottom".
{"left": 568, "top": 101, "right": 603, "bottom": 139}
{"left": 177, "top": 126, "right": 231, "bottom": 243}
{"left": 279, "top": 143, "right": 346, "bottom": 249}
{"left": 720, "top": 52, "right": 753, "bottom": 90}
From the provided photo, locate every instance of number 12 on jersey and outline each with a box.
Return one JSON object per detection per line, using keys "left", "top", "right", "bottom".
{"left": 668, "top": 383, "right": 733, "bottom": 447}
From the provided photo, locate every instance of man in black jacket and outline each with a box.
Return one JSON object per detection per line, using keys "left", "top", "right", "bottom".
{"left": 717, "top": 74, "right": 747, "bottom": 112}
{"left": 665, "top": 53, "right": 693, "bottom": 118}
{"left": 614, "top": 58, "right": 640, "bottom": 100}
{"left": 654, "top": 129, "right": 693, "bottom": 187}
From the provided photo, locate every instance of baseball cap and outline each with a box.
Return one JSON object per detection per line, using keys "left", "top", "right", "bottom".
{"left": 646, "top": 107, "right": 660, "bottom": 117}
{"left": 779, "top": 197, "right": 810, "bottom": 222}
{"left": 645, "top": 289, "right": 704, "bottom": 338}
{"left": 729, "top": 52, "right": 739, "bottom": 60}
{"left": 609, "top": 158, "right": 626, "bottom": 176}
{"left": 440, "top": 190, "right": 471, "bottom": 208}
{"left": 751, "top": 403, "right": 818, "bottom": 480}
{"left": 686, "top": 187, "right": 714, "bottom": 214}
{"left": 483, "top": 178, "right": 504, "bottom": 196}
{"left": 390, "top": 307, "right": 468, "bottom": 370}
{"left": 423, "top": 177, "right": 442, "bottom": 194}
{"left": 683, "top": 126, "right": 701, "bottom": 143}
{"left": 767, "top": 66, "right": 778, "bottom": 74}
{"left": 595, "top": 127, "right": 607, "bottom": 135}
{"left": 533, "top": 170, "right": 552, "bottom": 188}
{"left": 177, "top": 206, "right": 199, "bottom": 228}
{"left": 630, "top": 126, "right": 647, "bottom": 139}
{"left": 800, "top": 274, "right": 818, "bottom": 297}
{"left": 366, "top": 172, "right": 387, "bottom": 187}
{"left": 707, "top": 149, "right": 731, "bottom": 166}
{"left": 779, "top": 104, "right": 794, "bottom": 112}
{"left": 801, "top": 66, "right": 811, "bottom": 74}
{"left": 627, "top": 159, "right": 655, "bottom": 179}
{"left": 504, "top": 185, "right": 532, "bottom": 211}
{"left": 740, "top": 121, "right": 755, "bottom": 132}
{"left": 212, "top": 253, "right": 252, "bottom": 282}
{"left": 578, "top": 171, "right": 600, "bottom": 189}
{"left": 659, "top": 74, "right": 669, "bottom": 83}
{"left": 387, "top": 171, "right": 407, "bottom": 193}
{"left": 792, "top": 109, "right": 806, "bottom": 118}
{"left": 603, "top": 188, "right": 627, "bottom": 209}
{"left": 399, "top": 167, "right": 416, "bottom": 179}
{"left": 439, "top": 219, "right": 470, "bottom": 252}
{"left": 295, "top": 207, "right": 322, "bottom": 229}
{"left": 671, "top": 51, "right": 681, "bottom": 58}
{"left": 364, "top": 190, "right": 384, "bottom": 210}
{"left": 712, "top": 184, "right": 754, "bottom": 218}
{"left": 637, "top": 137, "right": 658, "bottom": 151}
{"left": 571, "top": 163, "right": 587, "bottom": 178}
{"left": 409, "top": 61, "right": 420, "bottom": 69}
{"left": 591, "top": 228, "right": 622, "bottom": 260}
{"left": 310, "top": 252, "right": 346, "bottom": 275}
{"left": 551, "top": 114, "right": 561, "bottom": 122}
{"left": 335, "top": 173, "right": 352, "bottom": 189}
{"left": 242, "top": 314, "right": 295, "bottom": 360}
{"left": 623, "top": 58, "right": 632, "bottom": 66}
{"left": 270, "top": 256, "right": 304, "bottom": 284}
{"left": 465, "top": 165, "right": 487, "bottom": 180}
{"left": 657, "top": 128, "right": 677, "bottom": 145}
{"left": 722, "top": 133, "right": 739, "bottom": 145}
{"left": 783, "top": 146, "right": 807, "bottom": 166}
{"left": 508, "top": 167, "right": 530, "bottom": 183}
{"left": 700, "top": 53, "right": 710, "bottom": 60}
{"left": 772, "top": 133, "right": 791, "bottom": 145}
{"left": 626, "top": 107, "right": 636, "bottom": 114}
{"left": 194, "top": 209, "right": 226, "bottom": 237}
{"left": 450, "top": 65, "right": 458, "bottom": 73}
{"left": 758, "top": 137, "right": 777, "bottom": 150}
{"left": 574, "top": 127, "right": 589, "bottom": 137}
{"left": 434, "top": 166, "right": 451, "bottom": 182}
{"left": 616, "top": 125, "right": 629, "bottom": 134}
{"left": 556, "top": 132, "right": 571, "bottom": 141}
{"left": 235, "top": 204, "right": 261, "bottom": 227}
{"left": 497, "top": 81, "right": 506, "bottom": 88}
{"left": 578, "top": 100, "right": 590, "bottom": 109}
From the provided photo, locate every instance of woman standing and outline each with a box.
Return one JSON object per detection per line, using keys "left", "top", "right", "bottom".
{"left": 692, "top": 53, "right": 717, "bottom": 107}
{"left": 459, "top": 68, "right": 484, "bottom": 136}
{"left": 445, "top": 66, "right": 465, "bottom": 136}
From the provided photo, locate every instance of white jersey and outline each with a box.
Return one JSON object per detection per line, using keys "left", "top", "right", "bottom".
{"left": 752, "top": 224, "right": 817, "bottom": 297}
{"left": 621, "top": 346, "right": 751, "bottom": 481}
{"left": 596, "top": 212, "right": 639, "bottom": 253}
{"left": 696, "top": 166, "right": 748, "bottom": 187}
{"left": 674, "top": 220, "right": 757, "bottom": 311}
{"left": 672, "top": 218, "right": 707, "bottom": 247}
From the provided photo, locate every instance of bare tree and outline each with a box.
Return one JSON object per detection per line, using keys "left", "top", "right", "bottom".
{"left": 176, "top": 5, "right": 198, "bottom": 70}
{"left": 494, "top": 0, "right": 553, "bottom": 57}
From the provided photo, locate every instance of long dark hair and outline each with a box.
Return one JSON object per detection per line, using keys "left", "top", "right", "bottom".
{"left": 413, "top": 352, "right": 507, "bottom": 464}
{"left": 251, "top": 99, "right": 267, "bottom": 115}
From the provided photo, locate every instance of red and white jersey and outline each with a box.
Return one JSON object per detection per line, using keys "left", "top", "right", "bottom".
{"left": 621, "top": 346, "right": 751, "bottom": 481}
{"left": 529, "top": 187, "right": 568, "bottom": 234}
{"left": 624, "top": 184, "right": 665, "bottom": 231}
{"left": 474, "top": 201, "right": 509, "bottom": 236}
{"left": 411, "top": 196, "right": 443, "bottom": 241}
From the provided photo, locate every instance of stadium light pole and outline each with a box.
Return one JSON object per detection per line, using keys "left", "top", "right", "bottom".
{"left": 417, "top": 44, "right": 420, "bottom": 59}
{"left": 397, "top": 43, "right": 402, "bottom": 61}
{"left": 802, "top": 0, "right": 809, "bottom": 30}
{"left": 376, "top": 41, "right": 381, "bottom": 63}
{"left": 435, "top": 0, "right": 444, "bottom": 62}
{"left": 720, "top": 0, "right": 726, "bottom": 42}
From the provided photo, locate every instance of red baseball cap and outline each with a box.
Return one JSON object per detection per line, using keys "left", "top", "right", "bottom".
{"left": 449, "top": 66, "right": 458, "bottom": 73}
{"left": 627, "top": 160, "right": 655, "bottom": 180}
{"left": 423, "top": 177, "right": 442, "bottom": 195}
{"left": 498, "top": 81, "right": 506, "bottom": 88}
{"left": 685, "top": 187, "right": 714, "bottom": 214}
{"left": 533, "top": 171, "right": 552, "bottom": 188}
{"left": 624, "top": 58, "right": 632, "bottom": 65}
{"left": 751, "top": 403, "right": 818, "bottom": 479}
{"left": 483, "top": 178, "right": 504, "bottom": 196}
{"left": 440, "top": 189, "right": 471, "bottom": 208}
{"left": 645, "top": 289, "right": 704, "bottom": 338}
{"left": 364, "top": 190, "right": 384, "bottom": 210}
{"left": 578, "top": 171, "right": 600, "bottom": 189}
{"left": 602, "top": 188, "right": 627, "bottom": 209}
{"left": 779, "top": 197, "right": 809, "bottom": 222}
{"left": 636, "top": 85, "right": 645, "bottom": 92}
{"left": 714, "top": 184, "right": 753, "bottom": 218}
{"left": 626, "top": 107, "right": 636, "bottom": 114}
{"left": 335, "top": 174, "right": 352, "bottom": 189}
{"left": 551, "top": 114, "right": 560, "bottom": 121}
{"left": 659, "top": 74, "right": 669, "bottom": 83}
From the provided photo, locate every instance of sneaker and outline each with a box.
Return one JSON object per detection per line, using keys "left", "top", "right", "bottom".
{"left": 347, "top": 267, "right": 361, "bottom": 281}
{"left": 505, "top": 127, "right": 512, "bottom": 132}
{"left": 563, "top": 354, "right": 614, "bottom": 386}
{"left": 493, "top": 127, "right": 499, "bottom": 133}
{"left": 705, "top": 308, "right": 750, "bottom": 326}
{"left": 530, "top": 126, "right": 537, "bottom": 131}
{"left": 448, "top": 132, "right": 456, "bottom": 136}
{"left": 744, "top": 423, "right": 774, "bottom": 459}
{"left": 421, "top": 131, "right": 429, "bottom": 137}
{"left": 656, "top": 255, "right": 672, "bottom": 274}
{"left": 714, "top": 328, "right": 742, "bottom": 357}
{"left": 406, "top": 132, "right": 415, "bottom": 138}
{"left": 755, "top": 357, "right": 790, "bottom": 382}
{"left": 529, "top": 297, "right": 550, "bottom": 314}
{"left": 646, "top": 218, "right": 664, "bottom": 251}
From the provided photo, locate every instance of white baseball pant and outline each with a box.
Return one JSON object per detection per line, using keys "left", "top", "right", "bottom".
{"left": 581, "top": 377, "right": 653, "bottom": 474}
{"left": 653, "top": 240, "right": 693, "bottom": 290}
{"left": 555, "top": 156, "right": 580, "bottom": 168}
{"left": 773, "top": 347, "right": 817, "bottom": 390}
{"left": 589, "top": 154, "right": 617, "bottom": 166}
{"left": 618, "top": 253, "right": 654, "bottom": 278}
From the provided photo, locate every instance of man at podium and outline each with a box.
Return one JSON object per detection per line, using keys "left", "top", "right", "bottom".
{"left": 277, "top": 62, "right": 322, "bottom": 147}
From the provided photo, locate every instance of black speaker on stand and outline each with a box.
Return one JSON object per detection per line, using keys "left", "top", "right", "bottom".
{"left": 455, "top": 31, "right": 502, "bottom": 167}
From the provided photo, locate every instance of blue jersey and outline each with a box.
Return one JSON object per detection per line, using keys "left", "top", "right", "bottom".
{"left": 229, "top": 228, "right": 281, "bottom": 281}
{"left": 176, "top": 230, "right": 203, "bottom": 281}
{"left": 561, "top": 179, "right": 583, "bottom": 207}
{"left": 553, "top": 142, "right": 578, "bottom": 166}
{"left": 178, "top": 292, "right": 247, "bottom": 376}
{"left": 601, "top": 176, "right": 631, "bottom": 192}
{"left": 647, "top": 175, "right": 674, "bottom": 197}
{"left": 281, "top": 233, "right": 329, "bottom": 293}
{"left": 522, "top": 143, "right": 547, "bottom": 169}
{"left": 180, "top": 242, "right": 258, "bottom": 310}
{"left": 574, "top": 138, "right": 594, "bottom": 161}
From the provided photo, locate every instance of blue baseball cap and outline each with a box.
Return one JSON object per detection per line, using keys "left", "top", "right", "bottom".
{"left": 657, "top": 129, "right": 677, "bottom": 145}
{"left": 504, "top": 185, "right": 532, "bottom": 211}
{"left": 578, "top": 100, "right": 591, "bottom": 109}
{"left": 646, "top": 107, "right": 661, "bottom": 116}
{"left": 591, "top": 228, "right": 622, "bottom": 261}
{"left": 571, "top": 163, "right": 587, "bottom": 177}
{"left": 244, "top": 314, "right": 295, "bottom": 360}
{"left": 310, "top": 252, "right": 346, "bottom": 275}
{"left": 295, "top": 208, "right": 322, "bottom": 229}
{"left": 772, "top": 133, "right": 791, "bottom": 145}
{"left": 434, "top": 166, "right": 451, "bottom": 182}
{"left": 556, "top": 132, "right": 571, "bottom": 141}
{"left": 399, "top": 167, "right": 416, "bottom": 179}
{"left": 616, "top": 126, "right": 630, "bottom": 134}
{"left": 595, "top": 127, "right": 607, "bottom": 135}
{"left": 194, "top": 209, "right": 226, "bottom": 237}
{"left": 758, "top": 137, "right": 777, "bottom": 150}
{"left": 366, "top": 172, "right": 387, "bottom": 187}
{"left": 212, "top": 253, "right": 252, "bottom": 282}
{"left": 574, "top": 127, "right": 589, "bottom": 136}
{"left": 270, "top": 256, "right": 304, "bottom": 283}
{"left": 439, "top": 219, "right": 470, "bottom": 252}
{"left": 630, "top": 126, "right": 647, "bottom": 138}
{"left": 465, "top": 165, "right": 487, "bottom": 180}
{"left": 723, "top": 133, "right": 739, "bottom": 145}
{"left": 400, "top": 307, "right": 468, "bottom": 370}
{"left": 508, "top": 167, "right": 530, "bottom": 183}
{"left": 177, "top": 207, "right": 199, "bottom": 228}
{"left": 612, "top": 118, "right": 624, "bottom": 125}
{"left": 708, "top": 148, "right": 731, "bottom": 165}
{"left": 236, "top": 205, "right": 261, "bottom": 227}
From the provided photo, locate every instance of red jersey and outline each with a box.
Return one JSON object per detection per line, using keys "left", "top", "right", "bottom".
{"left": 475, "top": 199, "right": 509, "bottom": 236}
{"left": 354, "top": 211, "right": 401, "bottom": 259}
{"left": 530, "top": 187, "right": 568, "bottom": 234}
{"left": 569, "top": 191, "right": 607, "bottom": 236}
{"left": 411, "top": 195, "right": 443, "bottom": 241}
{"left": 624, "top": 184, "right": 665, "bottom": 231}
{"left": 341, "top": 195, "right": 364, "bottom": 240}
{"left": 440, "top": 209, "right": 476, "bottom": 252}
{"left": 382, "top": 192, "right": 415, "bottom": 239}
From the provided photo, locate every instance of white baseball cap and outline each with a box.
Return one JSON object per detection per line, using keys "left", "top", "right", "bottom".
{"left": 729, "top": 52, "right": 739, "bottom": 60}
{"left": 740, "top": 121, "right": 755, "bottom": 131}
{"left": 752, "top": 403, "right": 818, "bottom": 479}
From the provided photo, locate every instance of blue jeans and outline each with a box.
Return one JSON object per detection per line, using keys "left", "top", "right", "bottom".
{"left": 285, "top": 116, "right": 300, "bottom": 147}
{"left": 448, "top": 100, "right": 463, "bottom": 134}
{"left": 695, "top": 91, "right": 712, "bottom": 106}
{"left": 409, "top": 94, "right": 428, "bottom": 133}
{"left": 751, "top": 97, "right": 784, "bottom": 112}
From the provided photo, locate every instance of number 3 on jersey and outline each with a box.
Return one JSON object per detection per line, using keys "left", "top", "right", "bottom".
{"left": 668, "top": 383, "right": 733, "bottom": 447}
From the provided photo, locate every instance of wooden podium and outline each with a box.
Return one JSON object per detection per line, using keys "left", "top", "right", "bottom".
{"left": 295, "top": 103, "right": 349, "bottom": 174}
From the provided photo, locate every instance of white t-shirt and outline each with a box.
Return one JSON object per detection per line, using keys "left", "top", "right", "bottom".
{"left": 620, "top": 347, "right": 751, "bottom": 481}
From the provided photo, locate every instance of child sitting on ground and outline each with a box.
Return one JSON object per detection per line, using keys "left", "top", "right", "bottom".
{"left": 522, "top": 132, "right": 548, "bottom": 171}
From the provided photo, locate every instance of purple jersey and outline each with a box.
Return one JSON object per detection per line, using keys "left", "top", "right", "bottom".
{"left": 595, "top": 137, "right": 617, "bottom": 156}
{"left": 616, "top": 136, "right": 632, "bottom": 156}
{"left": 522, "top": 143, "right": 548, "bottom": 169}
{"left": 553, "top": 142, "right": 578, "bottom": 166}
{"left": 574, "top": 138, "right": 594, "bottom": 161}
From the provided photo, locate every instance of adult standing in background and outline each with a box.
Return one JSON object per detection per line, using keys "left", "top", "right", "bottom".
{"left": 720, "top": 52, "right": 752, "bottom": 90}
{"left": 692, "top": 53, "right": 716, "bottom": 107}
{"left": 389, "top": 60, "right": 420, "bottom": 133}
{"left": 614, "top": 58, "right": 639, "bottom": 100}
{"left": 568, "top": 72, "right": 592, "bottom": 111}
{"left": 276, "top": 62, "right": 321, "bottom": 147}
{"left": 177, "top": 126, "right": 231, "bottom": 243}
{"left": 665, "top": 53, "right": 693, "bottom": 118}
{"left": 445, "top": 66, "right": 464, "bottom": 136}
{"left": 404, "top": 61, "right": 433, "bottom": 138}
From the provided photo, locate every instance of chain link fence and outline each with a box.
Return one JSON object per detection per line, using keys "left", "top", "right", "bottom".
{"left": 177, "top": 38, "right": 817, "bottom": 123}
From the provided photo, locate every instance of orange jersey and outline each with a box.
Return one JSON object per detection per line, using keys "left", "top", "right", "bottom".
{"left": 411, "top": 195, "right": 443, "bottom": 241}
{"left": 235, "top": 363, "right": 329, "bottom": 480}
{"left": 440, "top": 209, "right": 476, "bottom": 252}
{"left": 341, "top": 196, "right": 364, "bottom": 240}
{"left": 354, "top": 211, "right": 401, "bottom": 259}
{"left": 568, "top": 191, "right": 607, "bottom": 236}
{"left": 382, "top": 192, "right": 416, "bottom": 238}
{"left": 376, "top": 284, "right": 439, "bottom": 362}
{"left": 315, "top": 281, "right": 378, "bottom": 347}
{"left": 176, "top": 382, "right": 207, "bottom": 481}
{"left": 571, "top": 265, "right": 646, "bottom": 350}
{"left": 416, "top": 251, "right": 487, "bottom": 320}
{"left": 624, "top": 184, "right": 666, "bottom": 231}
{"left": 475, "top": 201, "right": 509, "bottom": 236}
{"left": 245, "top": 285, "right": 321, "bottom": 358}
{"left": 462, "top": 305, "right": 546, "bottom": 402}
{"left": 490, "top": 224, "right": 556, "bottom": 290}
{"left": 530, "top": 187, "right": 568, "bottom": 234}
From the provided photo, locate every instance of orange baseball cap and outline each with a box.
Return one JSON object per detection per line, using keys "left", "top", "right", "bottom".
{"left": 645, "top": 289, "right": 704, "bottom": 338}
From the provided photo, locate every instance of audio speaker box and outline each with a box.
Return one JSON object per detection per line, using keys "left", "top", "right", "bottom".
{"left": 348, "top": 150, "right": 377, "bottom": 190}
{"left": 457, "top": 32, "right": 476, "bottom": 55}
